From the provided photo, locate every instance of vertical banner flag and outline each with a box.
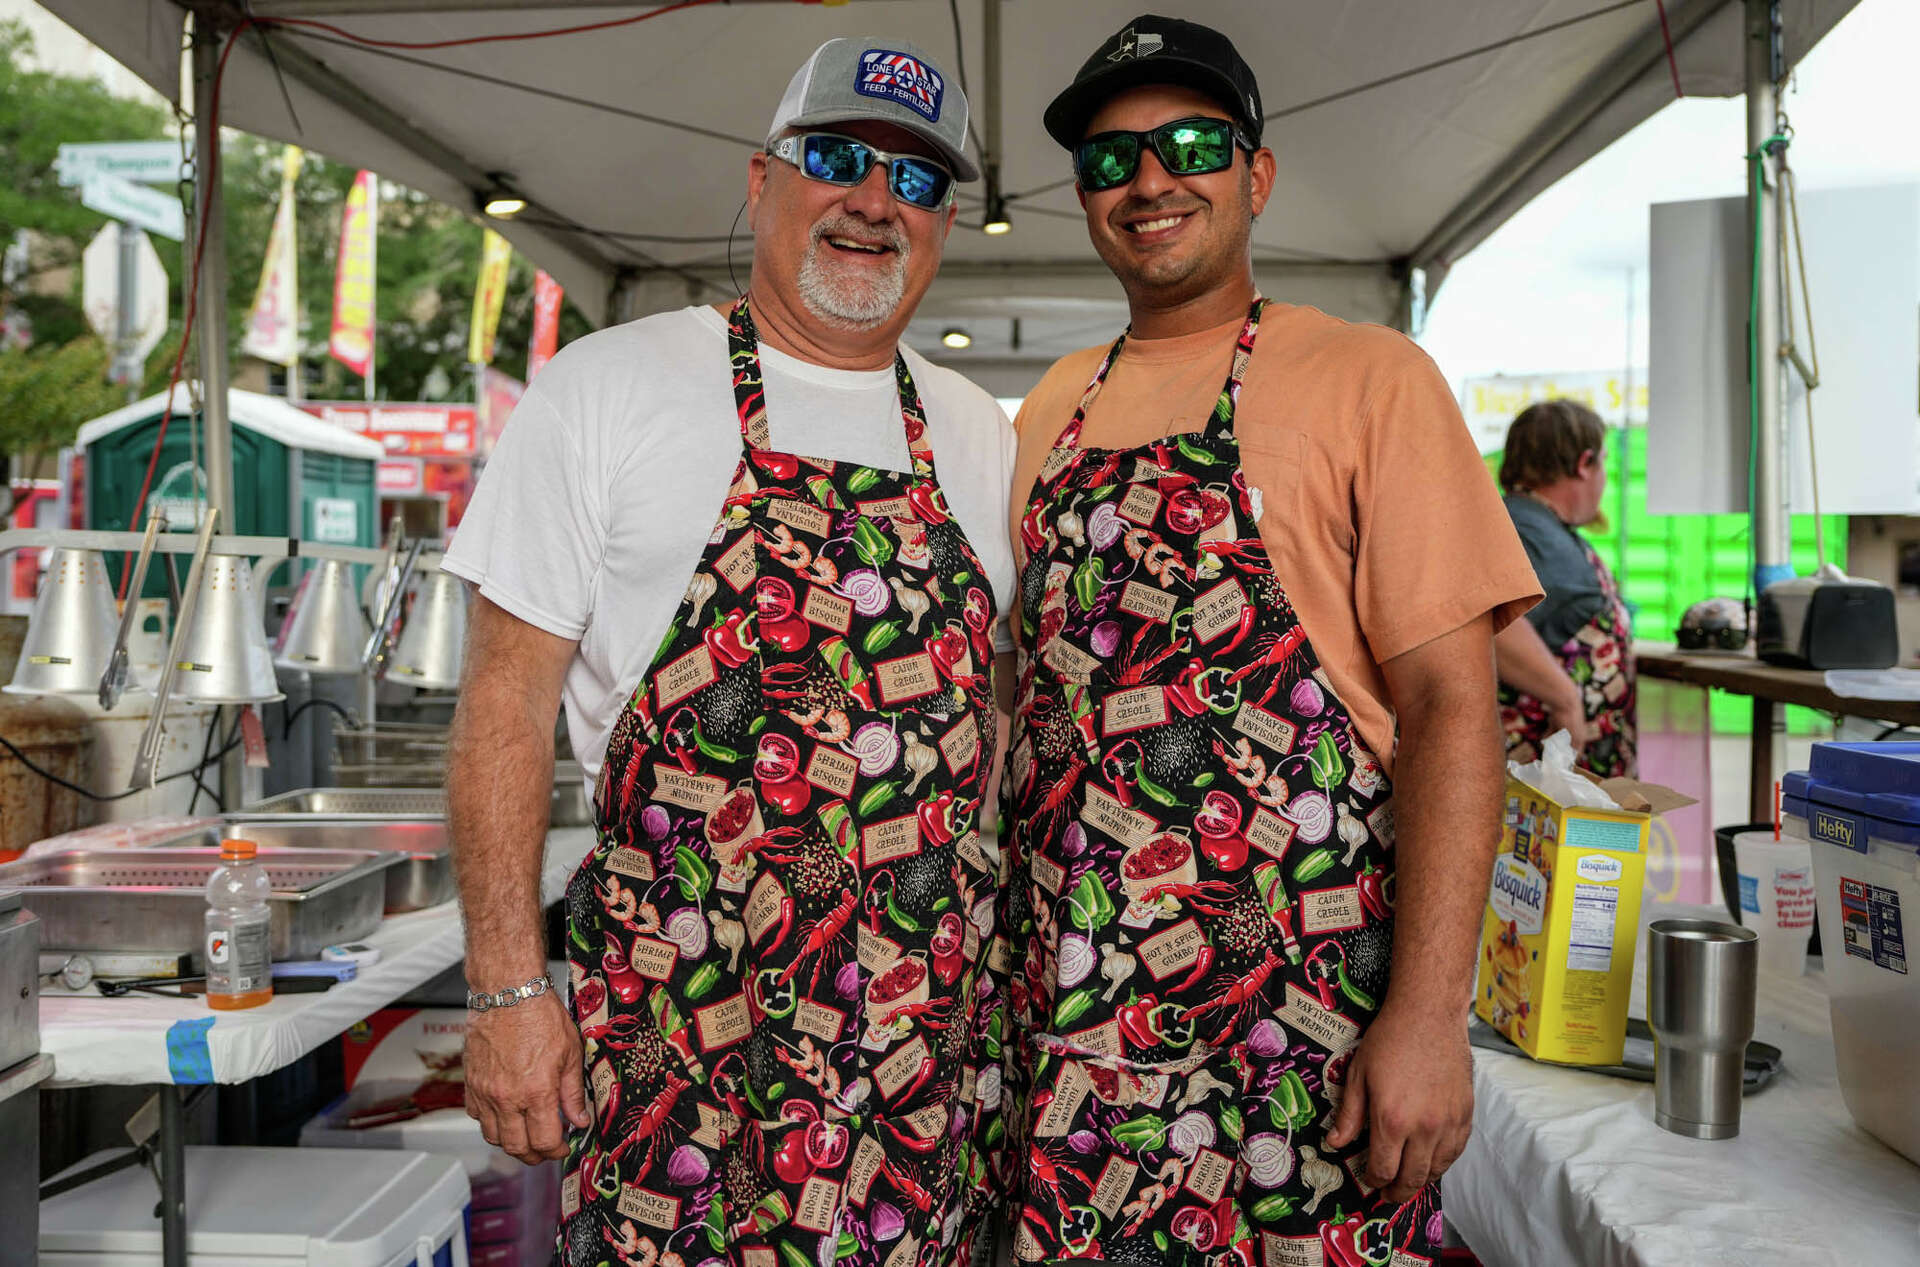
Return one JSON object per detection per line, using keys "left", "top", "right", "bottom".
{"left": 528, "top": 269, "right": 563, "bottom": 380}
{"left": 241, "top": 145, "right": 301, "bottom": 364}
{"left": 468, "top": 229, "right": 513, "bottom": 366}
{"left": 329, "top": 169, "right": 378, "bottom": 379}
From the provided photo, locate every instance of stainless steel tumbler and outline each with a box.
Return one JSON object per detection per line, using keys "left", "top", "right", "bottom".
{"left": 1648, "top": 918, "right": 1759, "bottom": 1139}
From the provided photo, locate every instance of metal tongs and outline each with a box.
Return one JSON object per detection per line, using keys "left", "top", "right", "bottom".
{"left": 97, "top": 507, "right": 167, "bottom": 710}
{"left": 362, "top": 514, "right": 421, "bottom": 677}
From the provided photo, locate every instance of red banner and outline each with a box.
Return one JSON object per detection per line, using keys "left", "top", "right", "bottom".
{"left": 480, "top": 368, "right": 524, "bottom": 456}
{"left": 529, "top": 270, "right": 563, "bottom": 380}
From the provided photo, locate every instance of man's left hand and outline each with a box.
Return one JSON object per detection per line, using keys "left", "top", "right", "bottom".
{"left": 1325, "top": 1001, "right": 1474, "bottom": 1202}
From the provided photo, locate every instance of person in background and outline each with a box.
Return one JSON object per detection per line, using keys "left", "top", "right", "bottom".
{"left": 1494, "top": 398, "right": 1638, "bottom": 777}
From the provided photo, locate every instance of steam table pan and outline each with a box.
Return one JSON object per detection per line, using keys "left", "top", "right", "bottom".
{"left": 0, "top": 847, "right": 399, "bottom": 965}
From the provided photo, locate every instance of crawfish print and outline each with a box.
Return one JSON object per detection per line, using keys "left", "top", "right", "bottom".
{"left": 1001, "top": 300, "right": 1443, "bottom": 1266}
{"left": 562, "top": 298, "right": 1012, "bottom": 1267}
{"left": 1499, "top": 529, "right": 1637, "bottom": 779}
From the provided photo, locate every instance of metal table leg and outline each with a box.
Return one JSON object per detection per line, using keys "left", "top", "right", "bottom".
{"left": 1748, "top": 696, "right": 1777, "bottom": 823}
{"left": 160, "top": 1085, "right": 186, "bottom": 1267}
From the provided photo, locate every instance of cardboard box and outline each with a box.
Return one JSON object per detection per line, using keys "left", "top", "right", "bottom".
{"left": 341, "top": 1008, "right": 467, "bottom": 1089}
{"left": 1474, "top": 772, "right": 1694, "bottom": 1065}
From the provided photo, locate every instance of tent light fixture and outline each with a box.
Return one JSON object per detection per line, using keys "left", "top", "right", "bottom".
{"left": 940, "top": 328, "right": 973, "bottom": 350}
{"left": 982, "top": 189, "right": 1012, "bottom": 236}
{"left": 478, "top": 175, "right": 527, "bottom": 220}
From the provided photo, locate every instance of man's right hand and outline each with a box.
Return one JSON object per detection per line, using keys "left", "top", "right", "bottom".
{"left": 465, "top": 991, "right": 592, "bottom": 1164}
{"left": 449, "top": 594, "right": 588, "bottom": 1166}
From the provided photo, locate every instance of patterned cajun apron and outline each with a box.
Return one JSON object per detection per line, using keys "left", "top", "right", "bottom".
{"left": 560, "top": 297, "right": 1010, "bottom": 1267}
{"left": 1002, "top": 300, "right": 1442, "bottom": 1267}
{"left": 1498, "top": 524, "right": 1637, "bottom": 779}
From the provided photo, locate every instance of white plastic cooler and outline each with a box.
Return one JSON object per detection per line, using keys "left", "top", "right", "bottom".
{"left": 1783, "top": 741, "right": 1920, "bottom": 1166}
{"left": 299, "top": 1083, "right": 559, "bottom": 1267}
{"left": 39, "top": 1147, "right": 470, "bottom": 1266}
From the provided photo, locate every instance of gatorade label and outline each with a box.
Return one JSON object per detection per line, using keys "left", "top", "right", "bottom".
{"left": 207, "top": 919, "right": 272, "bottom": 995}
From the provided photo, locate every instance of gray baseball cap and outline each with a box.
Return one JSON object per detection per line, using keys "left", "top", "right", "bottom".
{"left": 767, "top": 37, "right": 979, "bottom": 183}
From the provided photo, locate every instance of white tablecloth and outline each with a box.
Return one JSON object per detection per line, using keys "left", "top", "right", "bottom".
{"left": 1445, "top": 905, "right": 1920, "bottom": 1266}
{"left": 38, "top": 827, "right": 595, "bottom": 1087}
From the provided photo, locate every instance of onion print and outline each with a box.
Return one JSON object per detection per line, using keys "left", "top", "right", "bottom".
{"left": 1002, "top": 298, "right": 1440, "bottom": 1264}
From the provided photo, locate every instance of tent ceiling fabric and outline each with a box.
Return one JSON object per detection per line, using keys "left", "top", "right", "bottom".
{"left": 41, "top": 0, "right": 1856, "bottom": 378}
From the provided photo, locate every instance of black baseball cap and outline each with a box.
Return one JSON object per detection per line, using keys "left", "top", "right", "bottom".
{"left": 1043, "top": 15, "right": 1264, "bottom": 150}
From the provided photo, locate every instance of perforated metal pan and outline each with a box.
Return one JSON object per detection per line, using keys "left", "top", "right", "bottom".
{"left": 0, "top": 848, "right": 398, "bottom": 963}
{"left": 215, "top": 819, "right": 453, "bottom": 912}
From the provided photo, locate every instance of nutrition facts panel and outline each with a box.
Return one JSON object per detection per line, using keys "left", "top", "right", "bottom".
{"left": 1567, "top": 883, "right": 1619, "bottom": 972}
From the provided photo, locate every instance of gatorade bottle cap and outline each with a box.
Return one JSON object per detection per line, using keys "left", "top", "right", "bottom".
{"left": 221, "top": 838, "right": 257, "bottom": 861}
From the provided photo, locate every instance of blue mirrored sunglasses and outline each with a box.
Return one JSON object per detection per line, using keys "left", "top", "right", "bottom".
{"left": 771, "top": 133, "right": 955, "bottom": 210}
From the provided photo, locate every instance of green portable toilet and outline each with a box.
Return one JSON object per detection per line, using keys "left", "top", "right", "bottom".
{"left": 77, "top": 384, "right": 384, "bottom": 598}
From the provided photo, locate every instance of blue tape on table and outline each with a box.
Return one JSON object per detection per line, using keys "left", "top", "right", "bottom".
{"left": 166, "top": 1017, "right": 216, "bottom": 1084}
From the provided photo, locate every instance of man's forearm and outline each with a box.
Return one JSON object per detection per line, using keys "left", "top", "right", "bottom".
{"left": 1382, "top": 654, "right": 1505, "bottom": 1018}
{"left": 449, "top": 684, "right": 558, "bottom": 986}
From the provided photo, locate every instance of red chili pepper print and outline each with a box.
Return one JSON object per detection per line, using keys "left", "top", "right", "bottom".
{"left": 559, "top": 297, "right": 1009, "bottom": 1267}
{"left": 1002, "top": 298, "right": 1437, "bottom": 1264}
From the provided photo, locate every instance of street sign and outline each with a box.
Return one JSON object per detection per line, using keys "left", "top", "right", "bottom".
{"left": 55, "top": 141, "right": 182, "bottom": 188}
{"left": 79, "top": 171, "right": 185, "bottom": 241}
{"left": 82, "top": 224, "right": 170, "bottom": 378}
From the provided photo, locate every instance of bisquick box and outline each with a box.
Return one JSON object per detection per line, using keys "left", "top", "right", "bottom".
{"left": 1475, "top": 772, "right": 1692, "bottom": 1064}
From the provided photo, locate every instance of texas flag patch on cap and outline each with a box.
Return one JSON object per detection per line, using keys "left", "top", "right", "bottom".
{"left": 856, "top": 49, "right": 944, "bottom": 121}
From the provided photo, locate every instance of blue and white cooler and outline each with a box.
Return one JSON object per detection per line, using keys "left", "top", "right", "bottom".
{"left": 1782, "top": 742, "right": 1920, "bottom": 1165}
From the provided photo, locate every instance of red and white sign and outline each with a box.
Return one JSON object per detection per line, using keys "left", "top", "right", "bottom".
{"left": 377, "top": 459, "right": 424, "bottom": 495}
{"left": 297, "top": 401, "right": 477, "bottom": 458}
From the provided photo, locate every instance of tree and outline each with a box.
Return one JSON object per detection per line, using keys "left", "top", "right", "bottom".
{"left": 0, "top": 23, "right": 188, "bottom": 506}
{"left": 0, "top": 16, "right": 592, "bottom": 448}
{"left": 0, "top": 20, "right": 177, "bottom": 351}
{"left": 221, "top": 137, "right": 594, "bottom": 403}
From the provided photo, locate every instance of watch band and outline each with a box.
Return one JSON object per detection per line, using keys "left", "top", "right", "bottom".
{"left": 466, "top": 974, "right": 554, "bottom": 1013}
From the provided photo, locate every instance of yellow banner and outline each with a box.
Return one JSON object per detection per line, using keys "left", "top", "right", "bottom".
{"left": 328, "top": 169, "right": 377, "bottom": 378}
{"left": 468, "top": 228, "right": 513, "bottom": 365}
{"left": 241, "top": 145, "right": 302, "bottom": 365}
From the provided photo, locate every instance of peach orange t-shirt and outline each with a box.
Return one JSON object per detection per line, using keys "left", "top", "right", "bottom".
{"left": 1009, "top": 302, "right": 1541, "bottom": 774}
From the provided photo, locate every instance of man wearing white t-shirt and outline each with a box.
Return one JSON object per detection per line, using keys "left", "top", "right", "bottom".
{"left": 442, "top": 40, "right": 1018, "bottom": 1241}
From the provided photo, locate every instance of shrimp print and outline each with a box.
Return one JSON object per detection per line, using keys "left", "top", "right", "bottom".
{"left": 561, "top": 298, "right": 1011, "bottom": 1267}
{"left": 1001, "top": 300, "right": 1440, "bottom": 1266}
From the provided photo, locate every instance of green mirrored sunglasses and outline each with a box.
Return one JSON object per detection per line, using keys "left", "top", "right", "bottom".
{"left": 1073, "top": 116, "right": 1253, "bottom": 193}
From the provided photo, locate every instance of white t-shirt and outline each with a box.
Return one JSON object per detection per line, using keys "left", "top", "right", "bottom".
{"left": 442, "top": 304, "right": 1018, "bottom": 783}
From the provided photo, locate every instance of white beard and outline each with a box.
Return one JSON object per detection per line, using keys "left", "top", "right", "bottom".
{"left": 795, "top": 220, "right": 909, "bottom": 329}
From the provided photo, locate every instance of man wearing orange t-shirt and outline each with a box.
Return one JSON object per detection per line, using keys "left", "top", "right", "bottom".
{"left": 999, "top": 16, "right": 1541, "bottom": 1264}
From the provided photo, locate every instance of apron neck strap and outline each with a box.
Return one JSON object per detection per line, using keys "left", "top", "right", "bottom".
{"left": 1204, "top": 296, "right": 1266, "bottom": 442}
{"left": 1048, "top": 296, "right": 1266, "bottom": 454}
{"left": 725, "top": 295, "right": 939, "bottom": 480}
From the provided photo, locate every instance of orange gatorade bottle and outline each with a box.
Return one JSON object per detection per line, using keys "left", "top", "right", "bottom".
{"left": 204, "top": 838, "right": 273, "bottom": 1010}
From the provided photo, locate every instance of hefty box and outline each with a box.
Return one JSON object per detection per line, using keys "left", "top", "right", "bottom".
{"left": 1475, "top": 772, "right": 1693, "bottom": 1065}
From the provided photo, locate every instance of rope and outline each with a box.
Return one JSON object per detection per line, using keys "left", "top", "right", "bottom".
{"left": 1653, "top": 0, "right": 1684, "bottom": 99}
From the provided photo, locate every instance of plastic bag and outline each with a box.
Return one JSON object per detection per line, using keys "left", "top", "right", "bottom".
{"left": 1507, "top": 730, "right": 1620, "bottom": 810}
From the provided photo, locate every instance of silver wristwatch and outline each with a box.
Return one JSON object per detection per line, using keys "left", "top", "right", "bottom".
{"left": 466, "top": 974, "right": 554, "bottom": 1013}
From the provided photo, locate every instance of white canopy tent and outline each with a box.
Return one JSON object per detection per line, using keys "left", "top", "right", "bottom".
{"left": 39, "top": 0, "right": 1858, "bottom": 395}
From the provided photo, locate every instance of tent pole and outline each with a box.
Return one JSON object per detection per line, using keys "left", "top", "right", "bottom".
{"left": 191, "top": 16, "right": 247, "bottom": 809}
{"left": 191, "top": 20, "right": 235, "bottom": 539}
{"left": 982, "top": 0, "right": 1001, "bottom": 178}
{"left": 1746, "top": 0, "right": 1789, "bottom": 594}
